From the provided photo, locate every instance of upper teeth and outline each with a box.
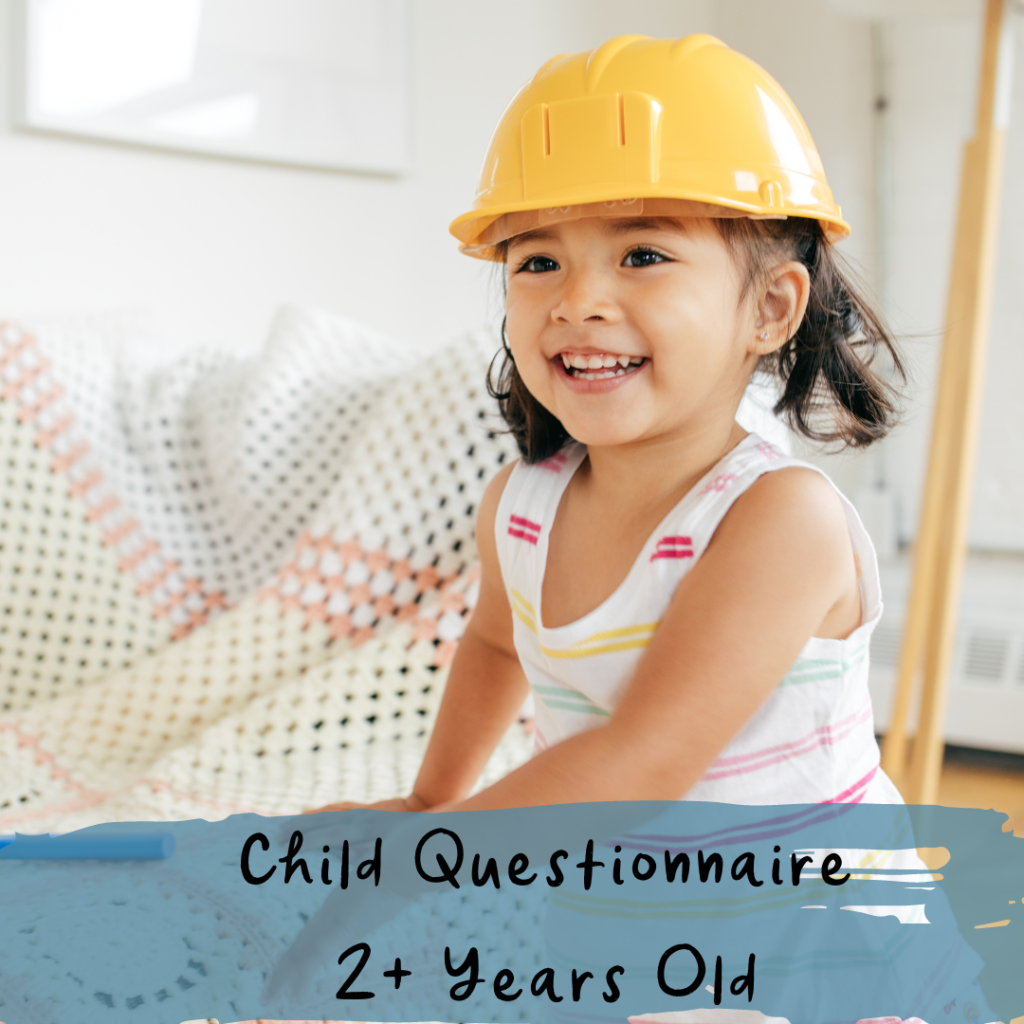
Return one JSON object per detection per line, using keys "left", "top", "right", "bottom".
{"left": 562, "top": 353, "right": 643, "bottom": 370}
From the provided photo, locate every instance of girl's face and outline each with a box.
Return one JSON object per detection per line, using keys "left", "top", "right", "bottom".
{"left": 504, "top": 216, "right": 764, "bottom": 451}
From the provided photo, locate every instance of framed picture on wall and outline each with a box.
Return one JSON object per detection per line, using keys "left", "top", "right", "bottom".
{"left": 14, "top": 0, "right": 412, "bottom": 174}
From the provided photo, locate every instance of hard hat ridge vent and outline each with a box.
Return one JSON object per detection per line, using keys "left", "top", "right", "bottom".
{"left": 585, "top": 35, "right": 649, "bottom": 93}
{"left": 669, "top": 34, "right": 727, "bottom": 62}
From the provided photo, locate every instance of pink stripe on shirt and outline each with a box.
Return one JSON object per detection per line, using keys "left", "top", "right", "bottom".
{"left": 701, "top": 700, "right": 874, "bottom": 781}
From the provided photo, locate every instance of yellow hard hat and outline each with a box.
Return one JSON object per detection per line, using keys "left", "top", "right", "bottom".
{"left": 450, "top": 34, "right": 849, "bottom": 259}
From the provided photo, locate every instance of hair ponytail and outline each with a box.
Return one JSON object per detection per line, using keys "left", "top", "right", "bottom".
{"left": 719, "top": 216, "right": 905, "bottom": 448}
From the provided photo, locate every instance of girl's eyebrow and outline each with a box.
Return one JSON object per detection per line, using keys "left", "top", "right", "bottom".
{"left": 507, "top": 228, "right": 557, "bottom": 248}
{"left": 607, "top": 216, "right": 687, "bottom": 235}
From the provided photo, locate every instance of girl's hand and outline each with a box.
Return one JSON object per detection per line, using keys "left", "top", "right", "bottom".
{"left": 302, "top": 793, "right": 428, "bottom": 814}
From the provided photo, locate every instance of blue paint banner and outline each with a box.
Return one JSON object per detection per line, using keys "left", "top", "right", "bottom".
{"left": 0, "top": 802, "right": 1021, "bottom": 1024}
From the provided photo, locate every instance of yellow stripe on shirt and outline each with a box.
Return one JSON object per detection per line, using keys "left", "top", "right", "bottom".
{"left": 568, "top": 622, "right": 660, "bottom": 646}
{"left": 510, "top": 589, "right": 658, "bottom": 658}
{"left": 539, "top": 637, "right": 654, "bottom": 659}
{"left": 511, "top": 602, "right": 537, "bottom": 633}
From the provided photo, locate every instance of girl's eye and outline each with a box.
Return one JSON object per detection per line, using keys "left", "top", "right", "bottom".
{"left": 517, "top": 255, "right": 560, "bottom": 274}
{"left": 623, "top": 248, "right": 667, "bottom": 268}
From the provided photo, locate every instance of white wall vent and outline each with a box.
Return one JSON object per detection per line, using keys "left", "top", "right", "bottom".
{"left": 962, "top": 630, "right": 1011, "bottom": 683}
{"left": 870, "top": 623, "right": 902, "bottom": 670}
{"left": 867, "top": 559, "right": 1024, "bottom": 754}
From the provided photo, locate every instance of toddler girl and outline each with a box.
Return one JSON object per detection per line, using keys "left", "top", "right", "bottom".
{"left": 318, "top": 33, "right": 904, "bottom": 814}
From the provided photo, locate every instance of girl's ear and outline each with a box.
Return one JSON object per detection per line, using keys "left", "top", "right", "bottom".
{"left": 751, "top": 260, "right": 811, "bottom": 355}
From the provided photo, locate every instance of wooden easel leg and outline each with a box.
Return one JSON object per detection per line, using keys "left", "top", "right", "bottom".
{"left": 879, "top": 245, "right": 965, "bottom": 784}
{"left": 909, "top": 126, "right": 1007, "bottom": 804}
{"left": 882, "top": 0, "right": 1011, "bottom": 802}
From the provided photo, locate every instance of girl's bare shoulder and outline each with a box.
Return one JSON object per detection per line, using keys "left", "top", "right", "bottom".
{"left": 710, "top": 465, "right": 853, "bottom": 580}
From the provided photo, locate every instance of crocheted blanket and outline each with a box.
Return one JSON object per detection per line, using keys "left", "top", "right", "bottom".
{"left": 0, "top": 306, "right": 535, "bottom": 835}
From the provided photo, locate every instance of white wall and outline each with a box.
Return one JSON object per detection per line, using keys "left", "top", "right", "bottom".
{"left": 0, "top": 0, "right": 715, "bottom": 357}
{"left": 882, "top": 6, "right": 1024, "bottom": 551}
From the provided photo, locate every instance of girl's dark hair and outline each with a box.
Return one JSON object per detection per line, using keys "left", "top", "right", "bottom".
{"left": 487, "top": 217, "right": 905, "bottom": 463}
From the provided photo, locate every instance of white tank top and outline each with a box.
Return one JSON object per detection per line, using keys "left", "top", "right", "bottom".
{"left": 494, "top": 433, "right": 902, "bottom": 805}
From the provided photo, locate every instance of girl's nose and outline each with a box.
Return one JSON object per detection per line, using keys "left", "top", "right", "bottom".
{"left": 550, "top": 270, "right": 623, "bottom": 327}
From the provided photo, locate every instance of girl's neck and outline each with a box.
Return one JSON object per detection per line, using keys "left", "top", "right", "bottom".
{"left": 580, "top": 418, "right": 749, "bottom": 514}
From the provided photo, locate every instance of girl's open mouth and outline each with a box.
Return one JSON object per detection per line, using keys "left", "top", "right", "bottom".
{"left": 557, "top": 353, "right": 647, "bottom": 381}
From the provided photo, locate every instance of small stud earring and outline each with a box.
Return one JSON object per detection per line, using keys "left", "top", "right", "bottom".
{"left": 758, "top": 330, "right": 769, "bottom": 341}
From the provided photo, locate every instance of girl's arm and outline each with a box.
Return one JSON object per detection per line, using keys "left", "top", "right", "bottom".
{"left": 309, "top": 463, "right": 529, "bottom": 813}
{"left": 410, "top": 463, "right": 530, "bottom": 805}
{"left": 428, "top": 465, "right": 858, "bottom": 810}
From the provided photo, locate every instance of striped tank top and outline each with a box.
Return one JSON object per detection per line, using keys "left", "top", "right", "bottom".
{"left": 494, "top": 432, "right": 901, "bottom": 805}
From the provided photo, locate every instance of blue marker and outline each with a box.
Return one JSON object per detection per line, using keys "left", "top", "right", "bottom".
{"left": 0, "top": 832, "right": 175, "bottom": 860}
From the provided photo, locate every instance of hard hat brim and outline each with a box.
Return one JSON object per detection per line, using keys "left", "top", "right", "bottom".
{"left": 450, "top": 194, "right": 850, "bottom": 262}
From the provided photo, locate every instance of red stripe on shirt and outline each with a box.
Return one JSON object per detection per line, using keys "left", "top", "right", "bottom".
{"left": 510, "top": 514, "right": 541, "bottom": 532}
{"left": 508, "top": 528, "right": 539, "bottom": 545}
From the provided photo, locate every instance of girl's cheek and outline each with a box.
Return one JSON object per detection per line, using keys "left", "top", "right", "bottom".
{"left": 503, "top": 294, "right": 525, "bottom": 338}
{"left": 505, "top": 307, "right": 544, "bottom": 361}
{"left": 504, "top": 326, "right": 540, "bottom": 384}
